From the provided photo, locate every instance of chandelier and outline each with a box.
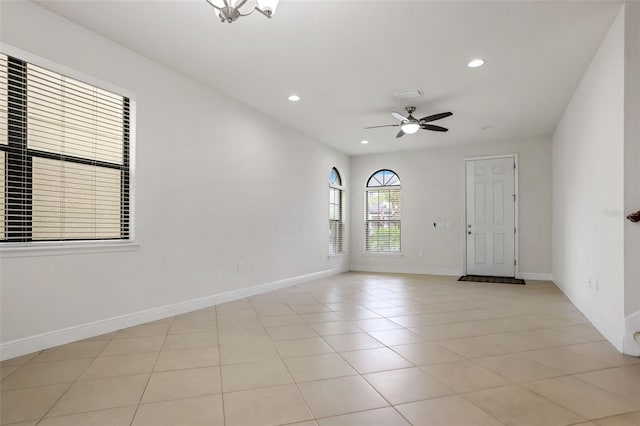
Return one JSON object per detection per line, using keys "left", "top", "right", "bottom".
{"left": 205, "top": 0, "right": 280, "bottom": 23}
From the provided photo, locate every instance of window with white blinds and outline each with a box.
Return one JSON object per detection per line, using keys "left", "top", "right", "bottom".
{"left": 365, "top": 169, "right": 401, "bottom": 253}
{"left": 0, "top": 53, "right": 131, "bottom": 244}
{"left": 0, "top": 55, "right": 6, "bottom": 241}
{"left": 329, "top": 167, "right": 344, "bottom": 255}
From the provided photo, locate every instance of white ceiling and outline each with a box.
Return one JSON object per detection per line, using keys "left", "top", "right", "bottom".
{"left": 35, "top": 0, "right": 621, "bottom": 155}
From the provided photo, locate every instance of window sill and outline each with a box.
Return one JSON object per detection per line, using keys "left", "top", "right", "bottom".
{"left": 362, "top": 251, "right": 403, "bottom": 257}
{"left": 0, "top": 241, "right": 140, "bottom": 258}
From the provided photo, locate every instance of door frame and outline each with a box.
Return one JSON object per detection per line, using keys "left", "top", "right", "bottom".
{"left": 463, "top": 154, "right": 519, "bottom": 277}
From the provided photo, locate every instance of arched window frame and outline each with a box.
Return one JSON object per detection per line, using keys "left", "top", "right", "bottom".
{"left": 329, "top": 167, "right": 345, "bottom": 255}
{"left": 365, "top": 169, "right": 401, "bottom": 253}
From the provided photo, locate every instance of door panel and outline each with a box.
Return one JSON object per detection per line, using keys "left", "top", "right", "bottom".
{"left": 466, "top": 157, "right": 516, "bottom": 277}
{"left": 474, "top": 234, "right": 486, "bottom": 264}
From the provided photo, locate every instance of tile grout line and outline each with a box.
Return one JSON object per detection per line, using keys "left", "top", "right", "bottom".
{"left": 269, "top": 293, "right": 318, "bottom": 425}
{"left": 339, "top": 318, "right": 455, "bottom": 426}
{"left": 213, "top": 303, "right": 227, "bottom": 426}
{"left": 127, "top": 318, "right": 173, "bottom": 426}
{"left": 33, "top": 336, "right": 115, "bottom": 424}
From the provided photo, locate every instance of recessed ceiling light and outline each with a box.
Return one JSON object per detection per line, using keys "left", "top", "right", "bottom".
{"left": 467, "top": 59, "right": 485, "bottom": 68}
{"left": 288, "top": 94, "right": 301, "bottom": 102}
{"left": 360, "top": 140, "right": 369, "bottom": 144}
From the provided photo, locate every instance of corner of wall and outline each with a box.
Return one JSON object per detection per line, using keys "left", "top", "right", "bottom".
{"left": 623, "top": 310, "right": 640, "bottom": 356}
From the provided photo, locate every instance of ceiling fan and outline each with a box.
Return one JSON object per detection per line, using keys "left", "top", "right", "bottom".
{"left": 365, "top": 106, "right": 453, "bottom": 138}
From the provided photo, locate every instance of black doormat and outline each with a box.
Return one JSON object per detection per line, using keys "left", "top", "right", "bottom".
{"left": 458, "top": 275, "right": 525, "bottom": 285}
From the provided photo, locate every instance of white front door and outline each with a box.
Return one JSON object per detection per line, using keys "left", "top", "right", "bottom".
{"left": 466, "top": 157, "right": 516, "bottom": 277}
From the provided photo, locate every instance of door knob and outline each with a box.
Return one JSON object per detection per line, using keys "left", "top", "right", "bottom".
{"left": 468, "top": 231, "right": 472, "bottom": 235}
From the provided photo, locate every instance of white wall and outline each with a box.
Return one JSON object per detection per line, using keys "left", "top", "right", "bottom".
{"left": 350, "top": 137, "right": 552, "bottom": 278}
{"left": 623, "top": 2, "right": 640, "bottom": 353}
{"left": 552, "top": 8, "right": 626, "bottom": 350}
{"left": 0, "top": 1, "right": 349, "bottom": 357}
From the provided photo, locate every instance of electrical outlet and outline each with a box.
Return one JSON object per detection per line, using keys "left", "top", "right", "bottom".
{"left": 237, "top": 262, "right": 244, "bottom": 273}
{"left": 417, "top": 250, "right": 424, "bottom": 258}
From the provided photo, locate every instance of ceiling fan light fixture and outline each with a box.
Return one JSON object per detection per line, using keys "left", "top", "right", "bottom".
{"left": 467, "top": 58, "right": 485, "bottom": 68}
{"left": 401, "top": 122, "right": 421, "bottom": 134}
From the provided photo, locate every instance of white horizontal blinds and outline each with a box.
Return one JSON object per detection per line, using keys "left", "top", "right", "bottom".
{"left": 0, "top": 151, "right": 4, "bottom": 240}
{"left": 0, "top": 54, "right": 7, "bottom": 145}
{"left": 0, "top": 54, "right": 6, "bottom": 240}
{"left": 32, "top": 158, "right": 121, "bottom": 240}
{"left": 365, "top": 169, "right": 401, "bottom": 253}
{"left": 27, "top": 65, "right": 124, "bottom": 164}
{"left": 329, "top": 187, "right": 343, "bottom": 254}
{"left": 0, "top": 53, "right": 130, "bottom": 243}
{"left": 329, "top": 167, "right": 344, "bottom": 255}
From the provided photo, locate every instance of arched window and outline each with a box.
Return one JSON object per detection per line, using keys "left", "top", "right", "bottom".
{"left": 329, "top": 167, "right": 344, "bottom": 255}
{"left": 365, "top": 169, "right": 401, "bottom": 253}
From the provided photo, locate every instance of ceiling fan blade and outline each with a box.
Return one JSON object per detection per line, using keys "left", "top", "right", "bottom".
{"left": 396, "top": 129, "right": 405, "bottom": 138}
{"left": 419, "top": 112, "right": 453, "bottom": 123}
{"left": 391, "top": 111, "right": 408, "bottom": 122}
{"left": 421, "top": 124, "right": 449, "bottom": 132}
{"left": 365, "top": 124, "right": 400, "bottom": 129}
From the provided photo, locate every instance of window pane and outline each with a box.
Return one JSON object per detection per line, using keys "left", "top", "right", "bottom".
{"left": 329, "top": 181, "right": 344, "bottom": 255}
{"left": 32, "top": 157, "right": 122, "bottom": 240}
{"left": 368, "top": 172, "right": 384, "bottom": 187}
{"left": 386, "top": 174, "right": 399, "bottom": 186}
{"left": 329, "top": 220, "right": 344, "bottom": 255}
{"left": 366, "top": 221, "right": 400, "bottom": 252}
{"left": 389, "top": 188, "right": 401, "bottom": 219}
{"left": 27, "top": 64, "right": 124, "bottom": 164}
{"left": 367, "top": 169, "right": 400, "bottom": 187}
{"left": 0, "top": 151, "right": 4, "bottom": 239}
{"left": 367, "top": 190, "right": 379, "bottom": 217}
{"left": 0, "top": 53, "right": 7, "bottom": 145}
{"left": 329, "top": 167, "right": 342, "bottom": 186}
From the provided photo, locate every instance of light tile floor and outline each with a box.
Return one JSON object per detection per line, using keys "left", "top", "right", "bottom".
{"left": 1, "top": 272, "right": 639, "bottom": 425}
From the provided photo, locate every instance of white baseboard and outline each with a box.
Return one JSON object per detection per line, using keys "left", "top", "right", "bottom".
{"left": 583, "top": 308, "right": 625, "bottom": 353}
{"left": 516, "top": 272, "right": 553, "bottom": 281}
{"left": 350, "top": 265, "right": 552, "bottom": 281}
{"left": 624, "top": 310, "right": 640, "bottom": 356}
{"left": 0, "top": 266, "right": 348, "bottom": 361}
{"left": 350, "top": 264, "right": 461, "bottom": 276}
{"left": 553, "top": 281, "right": 625, "bottom": 353}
